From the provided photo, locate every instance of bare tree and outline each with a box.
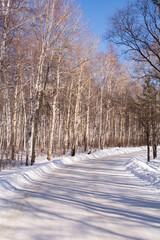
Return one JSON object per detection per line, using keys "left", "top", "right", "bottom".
{"left": 47, "top": 0, "right": 84, "bottom": 160}
{"left": 129, "top": 77, "right": 159, "bottom": 162}
{"left": 106, "top": 0, "right": 160, "bottom": 79}
{"left": 1, "top": 0, "right": 155, "bottom": 170}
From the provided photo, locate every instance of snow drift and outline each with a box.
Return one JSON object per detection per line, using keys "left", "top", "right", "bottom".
{"left": 125, "top": 153, "right": 160, "bottom": 192}
{"left": 0, "top": 146, "right": 160, "bottom": 198}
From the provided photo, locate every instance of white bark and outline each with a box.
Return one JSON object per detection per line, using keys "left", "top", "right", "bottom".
{"left": 47, "top": 50, "right": 62, "bottom": 160}
{"left": 0, "top": 0, "right": 11, "bottom": 72}
{"left": 71, "top": 65, "right": 83, "bottom": 155}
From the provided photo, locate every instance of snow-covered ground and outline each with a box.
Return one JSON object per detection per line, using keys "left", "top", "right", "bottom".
{"left": 0, "top": 146, "right": 160, "bottom": 199}
{"left": 125, "top": 149, "right": 160, "bottom": 192}
{"left": 0, "top": 146, "right": 160, "bottom": 240}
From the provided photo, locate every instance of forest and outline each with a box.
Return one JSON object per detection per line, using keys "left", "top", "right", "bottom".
{"left": 0, "top": 0, "right": 159, "bottom": 169}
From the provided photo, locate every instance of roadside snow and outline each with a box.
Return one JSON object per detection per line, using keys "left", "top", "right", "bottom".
{"left": 1, "top": 146, "right": 159, "bottom": 198}
{"left": 125, "top": 149, "right": 160, "bottom": 192}
{"left": 1, "top": 147, "right": 160, "bottom": 240}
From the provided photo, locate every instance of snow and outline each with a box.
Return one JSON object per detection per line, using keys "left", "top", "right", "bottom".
{"left": 125, "top": 150, "right": 160, "bottom": 192}
{"left": 0, "top": 146, "right": 146, "bottom": 198}
{"left": 0, "top": 146, "right": 160, "bottom": 240}
{"left": 0, "top": 146, "right": 160, "bottom": 199}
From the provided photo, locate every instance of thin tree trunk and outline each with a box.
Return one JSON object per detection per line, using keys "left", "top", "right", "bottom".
{"left": 84, "top": 79, "right": 91, "bottom": 151}
{"left": 47, "top": 94, "right": 57, "bottom": 160}
{"left": 11, "top": 82, "right": 18, "bottom": 161}
{"left": 146, "top": 126, "right": 150, "bottom": 162}
{"left": 71, "top": 66, "right": 83, "bottom": 156}
{"left": 0, "top": 0, "right": 10, "bottom": 74}
{"left": 21, "top": 90, "right": 27, "bottom": 151}
{"left": 106, "top": 109, "right": 110, "bottom": 147}
{"left": 99, "top": 86, "right": 103, "bottom": 149}
{"left": 127, "top": 114, "right": 131, "bottom": 146}
{"left": 26, "top": 44, "right": 46, "bottom": 165}
{"left": 16, "top": 102, "right": 22, "bottom": 154}
{"left": 152, "top": 128, "right": 157, "bottom": 159}
{"left": 47, "top": 51, "right": 61, "bottom": 160}
{"left": 5, "top": 89, "right": 11, "bottom": 150}
{"left": 63, "top": 79, "right": 74, "bottom": 154}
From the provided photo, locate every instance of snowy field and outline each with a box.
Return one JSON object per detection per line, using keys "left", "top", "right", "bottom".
{"left": 0, "top": 146, "right": 159, "bottom": 199}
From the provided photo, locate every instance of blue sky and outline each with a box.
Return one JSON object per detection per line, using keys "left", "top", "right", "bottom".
{"left": 78, "top": 0, "right": 130, "bottom": 52}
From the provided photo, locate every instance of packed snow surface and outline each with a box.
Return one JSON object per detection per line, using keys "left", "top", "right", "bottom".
{"left": 0, "top": 146, "right": 160, "bottom": 198}
{"left": 0, "top": 146, "right": 160, "bottom": 240}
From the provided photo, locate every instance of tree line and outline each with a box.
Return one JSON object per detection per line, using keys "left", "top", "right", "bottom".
{"left": 106, "top": 0, "right": 160, "bottom": 161}
{"left": 0, "top": 0, "right": 159, "bottom": 169}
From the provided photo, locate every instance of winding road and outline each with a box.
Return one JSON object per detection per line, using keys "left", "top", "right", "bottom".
{"left": 0, "top": 151, "right": 160, "bottom": 240}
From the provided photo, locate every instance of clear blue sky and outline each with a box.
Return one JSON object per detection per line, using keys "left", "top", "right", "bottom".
{"left": 78, "top": 0, "right": 131, "bottom": 52}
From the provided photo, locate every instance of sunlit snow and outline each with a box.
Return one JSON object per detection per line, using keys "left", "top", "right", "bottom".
{"left": 0, "top": 147, "right": 160, "bottom": 240}
{"left": 0, "top": 146, "right": 160, "bottom": 198}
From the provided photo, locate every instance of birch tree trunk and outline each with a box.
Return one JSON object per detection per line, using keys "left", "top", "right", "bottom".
{"left": 26, "top": 44, "right": 46, "bottom": 165}
{"left": 99, "top": 85, "right": 104, "bottom": 149}
{"left": 71, "top": 66, "right": 83, "bottom": 156}
{"left": 0, "top": 0, "right": 10, "bottom": 74}
{"left": 63, "top": 79, "right": 74, "bottom": 154}
{"left": 16, "top": 103, "right": 22, "bottom": 154}
{"left": 11, "top": 82, "right": 18, "bottom": 160}
{"left": 5, "top": 89, "right": 11, "bottom": 150}
{"left": 106, "top": 109, "right": 110, "bottom": 147}
{"left": 84, "top": 78, "right": 91, "bottom": 151}
{"left": 47, "top": 51, "right": 62, "bottom": 160}
{"left": 127, "top": 114, "right": 131, "bottom": 146}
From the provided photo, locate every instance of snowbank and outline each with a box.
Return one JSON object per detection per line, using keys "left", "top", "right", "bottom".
{"left": 0, "top": 146, "right": 145, "bottom": 198}
{"left": 125, "top": 150, "right": 160, "bottom": 191}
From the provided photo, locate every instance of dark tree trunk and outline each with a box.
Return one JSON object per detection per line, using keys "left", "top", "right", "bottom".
{"left": 84, "top": 134, "right": 87, "bottom": 152}
{"left": 71, "top": 146, "right": 75, "bottom": 156}
{"left": 146, "top": 131, "right": 150, "bottom": 162}
{"left": 153, "top": 144, "right": 157, "bottom": 159}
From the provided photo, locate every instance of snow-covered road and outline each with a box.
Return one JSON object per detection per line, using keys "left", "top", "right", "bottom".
{"left": 1, "top": 151, "right": 160, "bottom": 240}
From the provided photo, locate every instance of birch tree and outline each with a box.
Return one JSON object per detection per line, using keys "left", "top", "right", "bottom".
{"left": 47, "top": 1, "right": 83, "bottom": 160}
